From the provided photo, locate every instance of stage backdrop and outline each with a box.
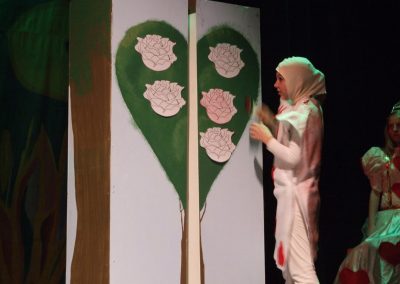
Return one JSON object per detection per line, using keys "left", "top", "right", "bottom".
{"left": 68, "top": 0, "right": 264, "bottom": 283}
{"left": 196, "top": 1, "right": 265, "bottom": 284}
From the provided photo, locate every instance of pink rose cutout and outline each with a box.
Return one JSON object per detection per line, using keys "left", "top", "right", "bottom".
{"left": 135, "top": 34, "right": 177, "bottom": 71}
{"left": 200, "top": 88, "right": 237, "bottom": 124}
{"left": 208, "top": 43, "right": 245, "bottom": 78}
{"left": 143, "top": 80, "right": 186, "bottom": 117}
{"left": 199, "top": 127, "right": 236, "bottom": 163}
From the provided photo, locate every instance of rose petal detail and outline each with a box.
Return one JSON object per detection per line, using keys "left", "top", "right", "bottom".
{"left": 208, "top": 43, "right": 245, "bottom": 78}
{"left": 135, "top": 34, "right": 177, "bottom": 71}
{"left": 200, "top": 88, "right": 237, "bottom": 124}
{"left": 199, "top": 127, "right": 235, "bottom": 163}
{"left": 143, "top": 80, "right": 186, "bottom": 117}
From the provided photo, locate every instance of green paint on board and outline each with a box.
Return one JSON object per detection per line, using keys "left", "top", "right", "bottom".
{"left": 115, "top": 23, "right": 259, "bottom": 211}
{"left": 115, "top": 21, "right": 188, "bottom": 208}
{"left": 197, "top": 26, "right": 260, "bottom": 209}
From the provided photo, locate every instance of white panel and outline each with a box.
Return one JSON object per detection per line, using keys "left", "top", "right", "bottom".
{"left": 110, "top": 0, "right": 187, "bottom": 283}
{"left": 68, "top": 1, "right": 264, "bottom": 283}
{"left": 66, "top": 92, "right": 77, "bottom": 284}
{"left": 197, "top": 1, "right": 265, "bottom": 283}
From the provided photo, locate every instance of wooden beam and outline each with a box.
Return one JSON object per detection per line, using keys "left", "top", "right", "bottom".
{"left": 187, "top": 12, "right": 201, "bottom": 284}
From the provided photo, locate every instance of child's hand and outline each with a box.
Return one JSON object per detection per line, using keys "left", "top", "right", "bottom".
{"left": 250, "top": 122, "right": 272, "bottom": 144}
{"left": 256, "top": 104, "right": 275, "bottom": 125}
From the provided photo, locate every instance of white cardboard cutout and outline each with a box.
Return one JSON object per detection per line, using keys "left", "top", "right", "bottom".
{"left": 135, "top": 34, "right": 177, "bottom": 71}
{"left": 208, "top": 43, "right": 244, "bottom": 78}
{"left": 144, "top": 80, "right": 186, "bottom": 117}
{"left": 199, "top": 127, "right": 236, "bottom": 163}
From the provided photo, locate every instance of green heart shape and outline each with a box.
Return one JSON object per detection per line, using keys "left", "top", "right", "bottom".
{"left": 198, "top": 26, "right": 260, "bottom": 208}
{"left": 115, "top": 22, "right": 259, "bottom": 210}
{"left": 115, "top": 21, "right": 188, "bottom": 207}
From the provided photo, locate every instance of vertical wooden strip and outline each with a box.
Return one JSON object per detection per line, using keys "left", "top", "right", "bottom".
{"left": 69, "top": 0, "right": 111, "bottom": 283}
{"left": 187, "top": 12, "right": 201, "bottom": 284}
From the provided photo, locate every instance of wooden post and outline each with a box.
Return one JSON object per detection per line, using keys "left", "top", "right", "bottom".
{"left": 187, "top": 11, "right": 202, "bottom": 284}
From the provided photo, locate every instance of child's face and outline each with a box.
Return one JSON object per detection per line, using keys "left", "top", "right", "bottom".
{"left": 387, "top": 113, "right": 400, "bottom": 145}
{"left": 274, "top": 72, "right": 289, "bottom": 100}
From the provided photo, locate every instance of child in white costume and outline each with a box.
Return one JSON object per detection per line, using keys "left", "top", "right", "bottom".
{"left": 250, "top": 56, "right": 326, "bottom": 283}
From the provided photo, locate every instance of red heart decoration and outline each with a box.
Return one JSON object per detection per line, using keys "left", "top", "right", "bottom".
{"left": 378, "top": 242, "right": 400, "bottom": 266}
{"left": 277, "top": 241, "right": 285, "bottom": 267}
{"left": 338, "top": 268, "right": 369, "bottom": 284}
{"left": 393, "top": 156, "right": 400, "bottom": 170}
{"left": 392, "top": 183, "right": 400, "bottom": 198}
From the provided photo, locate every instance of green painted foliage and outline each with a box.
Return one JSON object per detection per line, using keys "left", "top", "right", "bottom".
{"left": 116, "top": 22, "right": 259, "bottom": 211}
{"left": 115, "top": 21, "right": 188, "bottom": 208}
{"left": 198, "top": 26, "right": 260, "bottom": 208}
{"left": 7, "top": 1, "right": 69, "bottom": 101}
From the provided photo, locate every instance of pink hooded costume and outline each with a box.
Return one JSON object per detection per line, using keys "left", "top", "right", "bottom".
{"left": 266, "top": 57, "right": 326, "bottom": 281}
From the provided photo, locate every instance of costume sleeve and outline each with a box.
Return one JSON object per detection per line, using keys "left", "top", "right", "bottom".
{"left": 266, "top": 134, "right": 301, "bottom": 167}
{"left": 361, "top": 147, "right": 388, "bottom": 193}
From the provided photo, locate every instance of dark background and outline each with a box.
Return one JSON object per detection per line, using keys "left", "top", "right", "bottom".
{"left": 217, "top": 0, "right": 399, "bottom": 283}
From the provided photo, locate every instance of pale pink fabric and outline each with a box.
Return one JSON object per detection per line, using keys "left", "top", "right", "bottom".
{"left": 276, "top": 56, "right": 326, "bottom": 103}
{"left": 334, "top": 147, "right": 400, "bottom": 284}
{"left": 268, "top": 99, "right": 323, "bottom": 272}
{"left": 284, "top": 200, "right": 319, "bottom": 284}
